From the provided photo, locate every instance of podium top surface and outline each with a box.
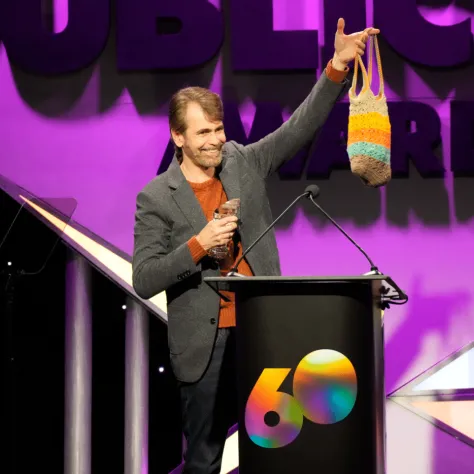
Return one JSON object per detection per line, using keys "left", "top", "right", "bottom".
{"left": 204, "top": 275, "right": 389, "bottom": 292}
{"left": 204, "top": 275, "right": 388, "bottom": 284}
{"left": 204, "top": 274, "right": 408, "bottom": 304}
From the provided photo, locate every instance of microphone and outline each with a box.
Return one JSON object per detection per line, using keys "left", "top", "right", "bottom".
{"left": 226, "top": 187, "right": 313, "bottom": 276}
{"left": 227, "top": 183, "right": 407, "bottom": 304}
{"left": 304, "top": 184, "right": 380, "bottom": 274}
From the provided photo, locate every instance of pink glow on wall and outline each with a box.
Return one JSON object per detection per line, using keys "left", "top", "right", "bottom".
{"left": 53, "top": 0, "right": 68, "bottom": 33}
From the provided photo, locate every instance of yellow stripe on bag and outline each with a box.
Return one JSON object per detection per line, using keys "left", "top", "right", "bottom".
{"left": 348, "top": 112, "right": 391, "bottom": 133}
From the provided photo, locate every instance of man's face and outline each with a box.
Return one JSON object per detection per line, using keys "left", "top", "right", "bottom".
{"left": 173, "top": 102, "right": 226, "bottom": 169}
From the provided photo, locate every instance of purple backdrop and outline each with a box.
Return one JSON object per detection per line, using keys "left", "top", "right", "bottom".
{"left": 0, "top": 1, "right": 473, "bottom": 472}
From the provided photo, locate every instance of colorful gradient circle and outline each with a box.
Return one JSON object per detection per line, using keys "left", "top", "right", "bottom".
{"left": 293, "top": 349, "right": 357, "bottom": 424}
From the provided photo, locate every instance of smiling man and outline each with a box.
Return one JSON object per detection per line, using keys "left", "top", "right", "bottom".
{"left": 132, "top": 18, "right": 380, "bottom": 474}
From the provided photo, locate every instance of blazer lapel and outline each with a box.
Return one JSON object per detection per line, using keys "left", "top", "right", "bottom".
{"left": 167, "top": 157, "right": 208, "bottom": 235}
{"left": 167, "top": 148, "right": 242, "bottom": 234}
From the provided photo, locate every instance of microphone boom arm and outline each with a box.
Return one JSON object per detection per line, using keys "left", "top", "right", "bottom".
{"left": 308, "top": 194, "right": 379, "bottom": 273}
{"left": 308, "top": 193, "right": 408, "bottom": 305}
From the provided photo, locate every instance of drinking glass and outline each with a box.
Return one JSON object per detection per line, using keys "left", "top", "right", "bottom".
{"left": 208, "top": 198, "right": 240, "bottom": 260}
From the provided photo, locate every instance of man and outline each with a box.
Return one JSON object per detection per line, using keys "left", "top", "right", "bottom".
{"left": 133, "top": 18, "right": 379, "bottom": 474}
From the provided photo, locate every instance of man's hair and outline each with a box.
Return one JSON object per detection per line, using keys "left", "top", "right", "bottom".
{"left": 169, "top": 86, "right": 224, "bottom": 161}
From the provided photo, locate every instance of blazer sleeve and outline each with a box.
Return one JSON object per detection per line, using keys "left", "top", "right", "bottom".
{"left": 132, "top": 189, "right": 202, "bottom": 300}
{"left": 239, "top": 66, "right": 350, "bottom": 179}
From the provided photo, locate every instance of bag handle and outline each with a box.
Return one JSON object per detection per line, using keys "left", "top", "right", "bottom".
{"left": 349, "top": 34, "right": 384, "bottom": 99}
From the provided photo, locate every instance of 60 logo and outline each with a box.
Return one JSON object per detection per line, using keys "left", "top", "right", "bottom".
{"left": 245, "top": 349, "right": 358, "bottom": 448}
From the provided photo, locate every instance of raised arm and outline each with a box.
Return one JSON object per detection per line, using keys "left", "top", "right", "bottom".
{"left": 241, "top": 62, "right": 348, "bottom": 178}
{"left": 240, "top": 18, "right": 380, "bottom": 179}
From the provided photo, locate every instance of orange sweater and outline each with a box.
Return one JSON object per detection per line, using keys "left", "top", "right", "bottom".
{"left": 187, "top": 177, "right": 254, "bottom": 327}
{"left": 186, "top": 60, "right": 348, "bottom": 327}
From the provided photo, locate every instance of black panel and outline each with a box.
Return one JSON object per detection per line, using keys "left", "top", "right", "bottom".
{"left": 234, "top": 281, "right": 380, "bottom": 474}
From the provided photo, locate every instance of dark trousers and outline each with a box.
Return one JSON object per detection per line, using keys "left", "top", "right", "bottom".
{"left": 179, "top": 328, "right": 238, "bottom": 474}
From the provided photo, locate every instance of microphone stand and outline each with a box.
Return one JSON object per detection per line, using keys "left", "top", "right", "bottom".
{"left": 307, "top": 194, "right": 408, "bottom": 306}
{"left": 308, "top": 194, "right": 380, "bottom": 274}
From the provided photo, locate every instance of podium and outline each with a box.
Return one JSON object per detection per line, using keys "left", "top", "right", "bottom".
{"left": 204, "top": 275, "right": 399, "bottom": 474}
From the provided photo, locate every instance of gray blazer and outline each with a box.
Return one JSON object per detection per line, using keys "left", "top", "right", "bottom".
{"left": 132, "top": 71, "right": 348, "bottom": 383}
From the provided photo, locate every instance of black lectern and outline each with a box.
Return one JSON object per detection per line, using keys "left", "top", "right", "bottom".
{"left": 205, "top": 275, "right": 395, "bottom": 474}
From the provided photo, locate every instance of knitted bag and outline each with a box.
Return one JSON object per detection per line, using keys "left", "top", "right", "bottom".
{"left": 347, "top": 35, "right": 391, "bottom": 187}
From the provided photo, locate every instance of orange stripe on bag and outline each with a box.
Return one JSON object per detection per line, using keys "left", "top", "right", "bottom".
{"left": 347, "top": 128, "right": 391, "bottom": 148}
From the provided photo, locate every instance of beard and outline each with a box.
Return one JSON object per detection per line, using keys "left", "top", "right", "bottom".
{"left": 194, "top": 146, "right": 223, "bottom": 168}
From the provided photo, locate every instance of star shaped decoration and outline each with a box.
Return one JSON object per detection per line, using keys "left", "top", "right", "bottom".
{"left": 388, "top": 341, "right": 474, "bottom": 448}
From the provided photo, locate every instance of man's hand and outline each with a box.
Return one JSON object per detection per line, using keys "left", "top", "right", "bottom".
{"left": 332, "top": 18, "right": 380, "bottom": 71}
{"left": 196, "top": 215, "right": 238, "bottom": 251}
